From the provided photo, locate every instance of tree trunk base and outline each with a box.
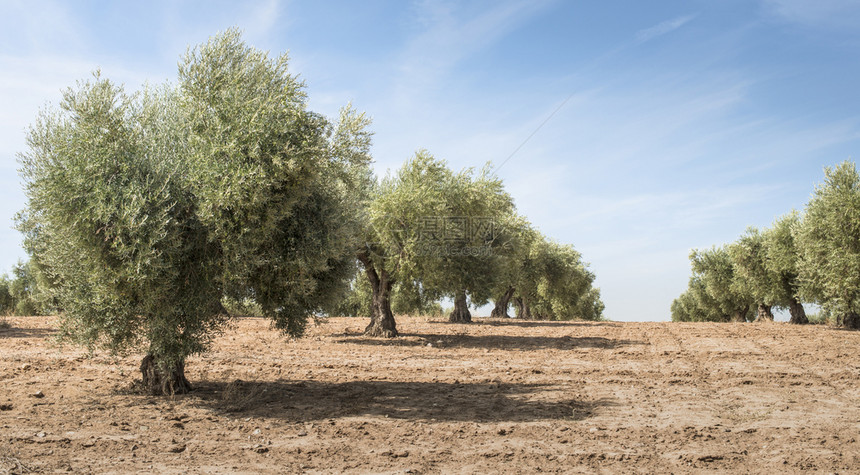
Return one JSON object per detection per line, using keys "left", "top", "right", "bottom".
{"left": 841, "top": 312, "right": 860, "bottom": 329}
{"left": 449, "top": 292, "right": 472, "bottom": 323}
{"left": 755, "top": 304, "right": 774, "bottom": 322}
{"left": 140, "top": 354, "right": 192, "bottom": 396}
{"left": 489, "top": 307, "right": 509, "bottom": 319}
{"left": 364, "top": 318, "right": 398, "bottom": 338}
{"left": 788, "top": 300, "right": 808, "bottom": 324}
{"left": 490, "top": 287, "right": 514, "bottom": 319}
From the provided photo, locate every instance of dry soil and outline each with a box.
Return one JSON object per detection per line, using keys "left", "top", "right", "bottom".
{"left": 1, "top": 315, "right": 859, "bottom": 473}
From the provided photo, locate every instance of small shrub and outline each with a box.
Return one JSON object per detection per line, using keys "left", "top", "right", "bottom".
{"left": 806, "top": 311, "right": 833, "bottom": 325}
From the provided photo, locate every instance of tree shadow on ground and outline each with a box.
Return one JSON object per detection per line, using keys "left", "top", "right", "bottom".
{"left": 190, "top": 379, "right": 616, "bottom": 424}
{"left": 335, "top": 333, "right": 645, "bottom": 351}
{"left": 470, "top": 318, "right": 617, "bottom": 328}
{"left": 0, "top": 326, "right": 58, "bottom": 339}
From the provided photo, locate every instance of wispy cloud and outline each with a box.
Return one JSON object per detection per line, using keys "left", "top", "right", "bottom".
{"left": 393, "top": 0, "right": 553, "bottom": 104}
{"left": 761, "top": 0, "right": 860, "bottom": 32}
{"left": 636, "top": 14, "right": 697, "bottom": 43}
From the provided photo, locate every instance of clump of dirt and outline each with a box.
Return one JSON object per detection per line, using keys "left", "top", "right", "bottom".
{"left": 1, "top": 316, "right": 859, "bottom": 473}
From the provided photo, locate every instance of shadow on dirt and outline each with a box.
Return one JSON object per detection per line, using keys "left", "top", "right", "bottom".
{"left": 190, "top": 379, "right": 616, "bottom": 423}
{"left": 469, "top": 319, "right": 618, "bottom": 328}
{"left": 335, "top": 333, "right": 644, "bottom": 351}
{"left": 0, "top": 326, "right": 58, "bottom": 339}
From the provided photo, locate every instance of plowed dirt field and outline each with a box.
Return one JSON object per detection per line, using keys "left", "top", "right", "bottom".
{"left": 2, "top": 316, "right": 859, "bottom": 473}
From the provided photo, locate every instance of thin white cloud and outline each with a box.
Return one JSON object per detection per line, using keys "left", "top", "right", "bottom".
{"left": 393, "top": 0, "right": 553, "bottom": 105}
{"left": 762, "top": 0, "right": 860, "bottom": 31}
{"left": 636, "top": 14, "right": 697, "bottom": 43}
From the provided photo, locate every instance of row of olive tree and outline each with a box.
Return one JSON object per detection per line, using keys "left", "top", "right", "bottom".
{"left": 0, "top": 260, "right": 46, "bottom": 316}
{"left": 672, "top": 161, "right": 860, "bottom": 329}
{"left": 15, "top": 30, "right": 603, "bottom": 394}
{"left": 345, "top": 151, "right": 603, "bottom": 337}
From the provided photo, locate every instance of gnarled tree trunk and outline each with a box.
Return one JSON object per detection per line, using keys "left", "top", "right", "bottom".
{"left": 513, "top": 296, "right": 533, "bottom": 319}
{"left": 359, "top": 255, "right": 397, "bottom": 337}
{"left": 756, "top": 304, "right": 774, "bottom": 322}
{"left": 140, "top": 353, "right": 192, "bottom": 396}
{"left": 840, "top": 311, "right": 860, "bottom": 329}
{"left": 490, "top": 287, "right": 515, "bottom": 319}
{"left": 788, "top": 298, "right": 808, "bottom": 324}
{"left": 449, "top": 290, "right": 472, "bottom": 323}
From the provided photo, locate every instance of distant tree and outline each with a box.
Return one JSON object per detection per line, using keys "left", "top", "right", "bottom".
{"left": 326, "top": 276, "right": 442, "bottom": 319}
{"left": 489, "top": 221, "right": 603, "bottom": 321}
{"left": 9, "top": 260, "right": 44, "bottom": 316}
{"left": 391, "top": 279, "right": 443, "bottom": 317}
{"left": 17, "top": 30, "right": 371, "bottom": 394}
{"left": 357, "top": 152, "right": 511, "bottom": 333}
{"left": 0, "top": 274, "right": 12, "bottom": 315}
{"left": 417, "top": 164, "right": 516, "bottom": 323}
{"left": 358, "top": 151, "right": 454, "bottom": 337}
{"left": 763, "top": 212, "right": 808, "bottom": 324}
{"left": 729, "top": 228, "right": 779, "bottom": 321}
{"left": 515, "top": 236, "right": 601, "bottom": 321}
{"left": 796, "top": 161, "right": 860, "bottom": 329}
{"left": 487, "top": 215, "right": 534, "bottom": 319}
{"left": 671, "top": 275, "right": 726, "bottom": 322}
{"left": 689, "top": 246, "right": 755, "bottom": 322}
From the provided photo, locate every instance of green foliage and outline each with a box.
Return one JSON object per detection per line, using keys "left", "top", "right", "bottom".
{"left": 796, "top": 161, "right": 860, "bottom": 325}
{"left": 671, "top": 276, "right": 726, "bottom": 322}
{"left": 391, "top": 280, "right": 443, "bottom": 317}
{"left": 360, "top": 151, "right": 512, "bottom": 304}
{"left": 519, "top": 235, "right": 602, "bottom": 321}
{"left": 18, "top": 73, "right": 225, "bottom": 374}
{"left": 0, "top": 261, "right": 48, "bottom": 316}
{"left": 729, "top": 228, "right": 782, "bottom": 308}
{"left": 491, "top": 218, "right": 603, "bottom": 321}
{"left": 9, "top": 260, "right": 46, "bottom": 316}
{"left": 16, "top": 29, "right": 372, "bottom": 391}
{"left": 686, "top": 246, "right": 755, "bottom": 322}
{"left": 326, "top": 274, "right": 372, "bottom": 318}
{"left": 179, "top": 29, "right": 372, "bottom": 336}
{"left": 0, "top": 275, "right": 12, "bottom": 315}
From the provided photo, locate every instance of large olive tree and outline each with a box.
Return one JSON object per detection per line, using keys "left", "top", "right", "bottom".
{"left": 17, "top": 30, "right": 372, "bottom": 394}
{"left": 796, "top": 161, "right": 860, "bottom": 329}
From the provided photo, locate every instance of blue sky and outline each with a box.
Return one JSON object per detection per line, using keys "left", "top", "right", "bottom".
{"left": 2, "top": 0, "right": 859, "bottom": 321}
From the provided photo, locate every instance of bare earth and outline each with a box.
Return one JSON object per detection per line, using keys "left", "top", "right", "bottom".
{"left": 1, "top": 316, "right": 859, "bottom": 474}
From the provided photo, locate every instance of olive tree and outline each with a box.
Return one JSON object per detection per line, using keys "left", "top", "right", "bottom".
{"left": 17, "top": 76, "right": 223, "bottom": 394}
{"left": 511, "top": 235, "right": 602, "bottom": 321}
{"left": 763, "top": 212, "right": 808, "bottom": 324}
{"left": 417, "top": 165, "right": 516, "bottom": 323}
{"left": 488, "top": 215, "right": 535, "bottom": 319}
{"left": 17, "top": 30, "right": 372, "bottom": 394}
{"left": 179, "top": 29, "right": 372, "bottom": 337}
{"left": 357, "top": 151, "right": 514, "bottom": 334}
{"left": 796, "top": 161, "right": 860, "bottom": 329}
{"left": 671, "top": 276, "right": 726, "bottom": 322}
{"left": 358, "top": 151, "right": 454, "bottom": 336}
{"left": 729, "top": 228, "right": 780, "bottom": 321}
{"left": 688, "top": 246, "right": 755, "bottom": 322}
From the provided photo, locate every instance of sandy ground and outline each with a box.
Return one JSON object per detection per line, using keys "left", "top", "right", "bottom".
{"left": 1, "top": 315, "right": 859, "bottom": 474}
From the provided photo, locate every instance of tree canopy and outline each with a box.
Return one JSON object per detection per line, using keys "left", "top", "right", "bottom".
{"left": 673, "top": 161, "right": 860, "bottom": 328}
{"left": 796, "top": 161, "right": 860, "bottom": 328}
{"left": 16, "top": 29, "right": 373, "bottom": 394}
